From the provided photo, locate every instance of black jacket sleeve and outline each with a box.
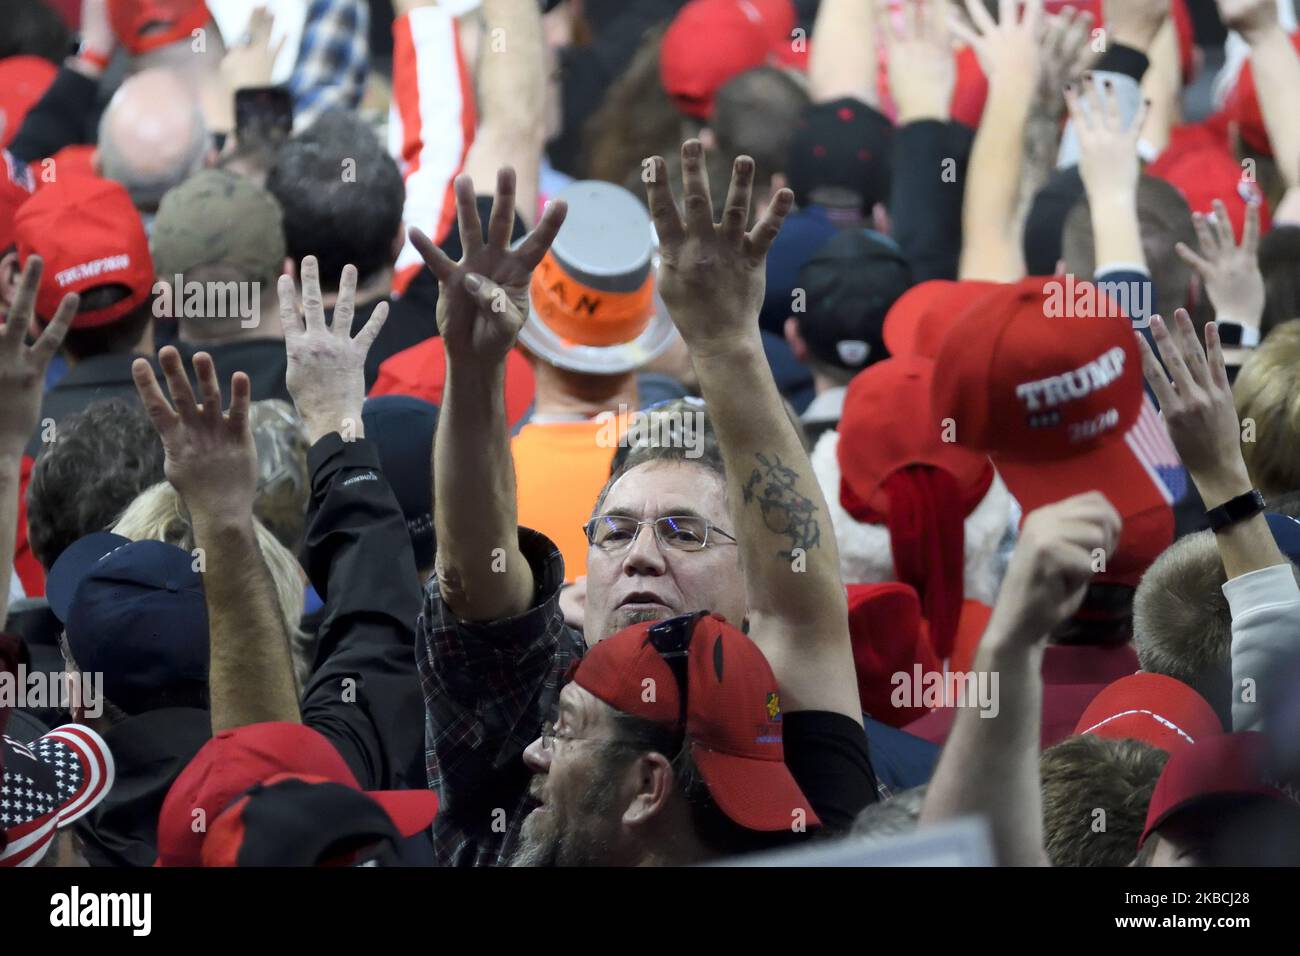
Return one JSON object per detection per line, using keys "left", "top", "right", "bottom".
{"left": 298, "top": 433, "right": 426, "bottom": 791}
{"left": 888, "top": 120, "right": 972, "bottom": 284}
{"left": 8, "top": 65, "right": 99, "bottom": 164}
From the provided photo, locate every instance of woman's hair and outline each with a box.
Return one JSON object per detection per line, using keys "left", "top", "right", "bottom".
{"left": 1234, "top": 319, "right": 1300, "bottom": 499}
{"left": 112, "top": 481, "right": 313, "bottom": 688}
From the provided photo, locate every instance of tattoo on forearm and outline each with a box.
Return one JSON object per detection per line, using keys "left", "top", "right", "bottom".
{"left": 742, "top": 452, "right": 821, "bottom": 559}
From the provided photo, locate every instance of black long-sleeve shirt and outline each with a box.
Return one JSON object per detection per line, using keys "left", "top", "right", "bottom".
{"left": 298, "top": 433, "right": 426, "bottom": 792}
{"left": 888, "top": 119, "right": 972, "bottom": 284}
{"left": 8, "top": 64, "right": 99, "bottom": 165}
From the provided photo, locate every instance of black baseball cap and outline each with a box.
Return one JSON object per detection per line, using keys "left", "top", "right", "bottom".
{"left": 794, "top": 228, "right": 912, "bottom": 372}
{"left": 786, "top": 97, "right": 894, "bottom": 213}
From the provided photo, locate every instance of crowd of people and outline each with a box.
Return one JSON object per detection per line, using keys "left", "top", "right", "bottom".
{"left": 1, "top": 0, "right": 1299, "bottom": 870}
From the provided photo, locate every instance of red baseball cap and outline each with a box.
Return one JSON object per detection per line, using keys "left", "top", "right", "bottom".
{"left": 1139, "top": 731, "right": 1292, "bottom": 847}
{"left": 14, "top": 176, "right": 154, "bottom": 327}
{"left": 108, "top": 0, "right": 212, "bottom": 56}
{"left": 156, "top": 722, "right": 436, "bottom": 866}
{"left": 846, "top": 582, "right": 937, "bottom": 727}
{"left": 0, "top": 149, "right": 35, "bottom": 253}
{"left": 1224, "top": 30, "right": 1300, "bottom": 157}
{"left": 0, "top": 57, "right": 58, "bottom": 150}
{"left": 1074, "top": 673, "right": 1223, "bottom": 753}
{"left": 882, "top": 279, "right": 1000, "bottom": 360}
{"left": 199, "top": 772, "right": 438, "bottom": 867}
{"left": 838, "top": 357, "right": 994, "bottom": 658}
{"left": 838, "top": 356, "right": 993, "bottom": 519}
{"left": 572, "top": 612, "right": 820, "bottom": 832}
{"left": 931, "top": 278, "right": 1174, "bottom": 584}
{"left": 660, "top": 0, "right": 808, "bottom": 120}
{"left": 1147, "top": 141, "right": 1271, "bottom": 243}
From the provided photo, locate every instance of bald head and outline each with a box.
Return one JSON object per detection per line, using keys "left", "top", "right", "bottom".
{"left": 97, "top": 69, "right": 211, "bottom": 213}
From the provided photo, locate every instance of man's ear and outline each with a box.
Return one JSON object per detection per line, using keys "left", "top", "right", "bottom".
{"left": 784, "top": 316, "right": 809, "bottom": 364}
{"left": 0, "top": 250, "right": 21, "bottom": 311}
{"left": 621, "top": 750, "right": 675, "bottom": 827}
{"left": 870, "top": 201, "right": 892, "bottom": 237}
{"left": 391, "top": 221, "right": 406, "bottom": 261}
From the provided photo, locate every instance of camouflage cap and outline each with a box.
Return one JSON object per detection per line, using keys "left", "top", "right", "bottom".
{"left": 249, "top": 400, "right": 310, "bottom": 552}
{"left": 151, "top": 169, "right": 286, "bottom": 286}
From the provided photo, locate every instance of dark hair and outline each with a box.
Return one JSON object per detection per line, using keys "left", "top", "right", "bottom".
{"left": 60, "top": 285, "right": 153, "bottom": 361}
{"left": 1061, "top": 176, "right": 1197, "bottom": 324}
{"left": 607, "top": 710, "right": 804, "bottom": 859}
{"left": 1050, "top": 583, "right": 1134, "bottom": 646}
{"left": 712, "top": 67, "right": 809, "bottom": 186}
{"left": 27, "top": 398, "right": 166, "bottom": 570}
{"left": 598, "top": 403, "right": 725, "bottom": 515}
{"left": 266, "top": 110, "right": 404, "bottom": 287}
{"left": 1260, "top": 225, "right": 1300, "bottom": 338}
{"left": 0, "top": 0, "right": 70, "bottom": 63}
{"left": 102, "top": 681, "right": 210, "bottom": 722}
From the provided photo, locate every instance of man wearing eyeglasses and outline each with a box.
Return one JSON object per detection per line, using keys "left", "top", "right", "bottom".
{"left": 412, "top": 143, "right": 876, "bottom": 866}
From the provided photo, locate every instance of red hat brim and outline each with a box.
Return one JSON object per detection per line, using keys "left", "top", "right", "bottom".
{"left": 692, "top": 743, "right": 822, "bottom": 833}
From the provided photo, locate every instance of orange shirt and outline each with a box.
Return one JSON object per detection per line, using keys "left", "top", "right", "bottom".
{"left": 512, "top": 419, "right": 622, "bottom": 582}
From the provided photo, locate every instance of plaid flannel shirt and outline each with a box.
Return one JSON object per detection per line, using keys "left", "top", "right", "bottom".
{"left": 417, "top": 529, "right": 585, "bottom": 867}
{"left": 290, "top": 0, "right": 370, "bottom": 130}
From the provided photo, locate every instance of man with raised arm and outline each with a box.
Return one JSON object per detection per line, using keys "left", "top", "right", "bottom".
{"left": 414, "top": 145, "right": 875, "bottom": 866}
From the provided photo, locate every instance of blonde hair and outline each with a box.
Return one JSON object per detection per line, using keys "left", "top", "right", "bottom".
{"left": 112, "top": 482, "right": 313, "bottom": 688}
{"left": 1235, "top": 320, "right": 1300, "bottom": 499}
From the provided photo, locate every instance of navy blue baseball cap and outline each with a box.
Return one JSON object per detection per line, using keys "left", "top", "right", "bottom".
{"left": 362, "top": 396, "right": 438, "bottom": 573}
{"left": 46, "top": 532, "right": 209, "bottom": 715}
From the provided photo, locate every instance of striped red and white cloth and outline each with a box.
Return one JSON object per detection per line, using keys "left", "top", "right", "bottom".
{"left": 1126, "top": 394, "right": 1188, "bottom": 505}
{"left": 1, "top": 725, "right": 115, "bottom": 867}
{"left": 388, "top": 7, "right": 477, "bottom": 296}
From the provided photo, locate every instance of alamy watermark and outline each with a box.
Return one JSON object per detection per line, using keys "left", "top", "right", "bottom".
{"left": 891, "top": 664, "right": 1000, "bottom": 718}
{"left": 153, "top": 275, "right": 261, "bottom": 328}
{"left": 0, "top": 665, "right": 102, "bottom": 719}
{"left": 595, "top": 403, "right": 706, "bottom": 459}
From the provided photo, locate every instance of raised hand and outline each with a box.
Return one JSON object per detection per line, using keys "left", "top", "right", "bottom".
{"left": 1036, "top": 6, "right": 1095, "bottom": 107}
{"left": 221, "top": 5, "right": 285, "bottom": 93}
{"left": 990, "top": 492, "right": 1122, "bottom": 645}
{"left": 879, "top": 0, "right": 956, "bottom": 123}
{"left": 1176, "top": 199, "right": 1265, "bottom": 331}
{"left": 410, "top": 168, "right": 567, "bottom": 371}
{"left": 1215, "top": 0, "right": 1280, "bottom": 43}
{"left": 642, "top": 140, "right": 793, "bottom": 357}
{"left": 131, "top": 347, "right": 257, "bottom": 525}
{"left": 0, "top": 257, "right": 77, "bottom": 454}
{"left": 949, "top": 0, "right": 1044, "bottom": 86}
{"left": 1137, "top": 309, "right": 1251, "bottom": 505}
{"left": 1065, "top": 72, "right": 1149, "bottom": 202}
{"left": 278, "top": 257, "right": 389, "bottom": 445}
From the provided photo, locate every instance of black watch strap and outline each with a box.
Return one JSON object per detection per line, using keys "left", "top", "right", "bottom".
{"left": 1205, "top": 489, "right": 1266, "bottom": 532}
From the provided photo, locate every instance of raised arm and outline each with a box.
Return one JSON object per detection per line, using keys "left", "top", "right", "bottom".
{"left": 0, "top": 259, "right": 75, "bottom": 627}
{"left": 1066, "top": 73, "right": 1150, "bottom": 273}
{"left": 1176, "top": 200, "right": 1266, "bottom": 367}
{"left": 461, "top": 0, "right": 546, "bottom": 227}
{"left": 952, "top": 0, "right": 1043, "bottom": 281}
{"left": 1138, "top": 308, "right": 1295, "bottom": 732}
{"left": 642, "top": 142, "right": 859, "bottom": 721}
{"left": 131, "top": 346, "right": 300, "bottom": 733}
{"left": 1218, "top": 0, "right": 1300, "bottom": 191}
{"left": 410, "top": 170, "right": 566, "bottom": 623}
{"left": 921, "top": 492, "right": 1121, "bottom": 866}
{"left": 810, "top": 0, "right": 879, "bottom": 107}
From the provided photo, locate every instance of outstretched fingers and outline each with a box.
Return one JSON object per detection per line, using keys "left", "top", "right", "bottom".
{"left": 744, "top": 187, "right": 794, "bottom": 262}
{"left": 720, "top": 156, "right": 755, "bottom": 244}
{"left": 513, "top": 197, "right": 569, "bottom": 271}
{"left": 643, "top": 156, "right": 685, "bottom": 247}
{"left": 679, "top": 139, "right": 715, "bottom": 236}
{"left": 131, "top": 357, "right": 180, "bottom": 435}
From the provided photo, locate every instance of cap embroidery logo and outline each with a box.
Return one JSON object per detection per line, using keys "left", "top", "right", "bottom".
{"left": 1014, "top": 346, "right": 1126, "bottom": 414}
{"left": 765, "top": 692, "right": 781, "bottom": 722}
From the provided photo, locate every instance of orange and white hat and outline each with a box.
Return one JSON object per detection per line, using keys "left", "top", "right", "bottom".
{"left": 518, "top": 180, "right": 677, "bottom": 375}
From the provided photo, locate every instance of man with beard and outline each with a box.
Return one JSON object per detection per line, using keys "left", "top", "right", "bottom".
{"left": 414, "top": 141, "right": 876, "bottom": 866}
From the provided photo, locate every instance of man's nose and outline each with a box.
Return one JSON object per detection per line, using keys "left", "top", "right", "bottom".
{"left": 622, "top": 521, "right": 667, "bottom": 573}
{"left": 523, "top": 735, "right": 552, "bottom": 772}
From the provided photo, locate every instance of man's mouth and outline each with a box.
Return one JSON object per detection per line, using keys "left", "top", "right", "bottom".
{"left": 617, "top": 592, "right": 672, "bottom": 611}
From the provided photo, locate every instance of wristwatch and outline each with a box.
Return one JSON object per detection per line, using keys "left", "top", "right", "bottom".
{"left": 1216, "top": 322, "right": 1260, "bottom": 348}
{"left": 1205, "top": 489, "right": 1266, "bottom": 532}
